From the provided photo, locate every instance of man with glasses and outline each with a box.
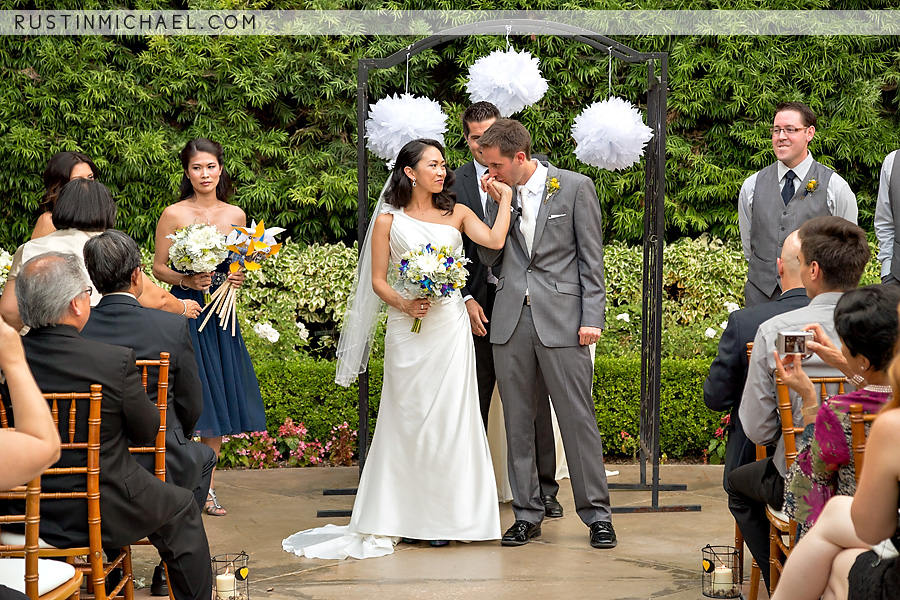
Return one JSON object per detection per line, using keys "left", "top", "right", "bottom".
{"left": 7, "top": 251, "right": 213, "bottom": 600}
{"left": 738, "top": 101, "right": 857, "bottom": 307}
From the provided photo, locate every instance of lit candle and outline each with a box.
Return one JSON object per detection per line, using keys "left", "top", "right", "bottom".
{"left": 216, "top": 571, "right": 236, "bottom": 600}
{"left": 711, "top": 565, "right": 733, "bottom": 593}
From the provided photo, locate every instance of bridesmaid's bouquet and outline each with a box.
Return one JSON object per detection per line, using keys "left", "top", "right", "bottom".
{"left": 199, "top": 220, "right": 284, "bottom": 336}
{"left": 0, "top": 248, "right": 12, "bottom": 294}
{"left": 397, "top": 244, "right": 470, "bottom": 333}
{"left": 166, "top": 223, "right": 229, "bottom": 274}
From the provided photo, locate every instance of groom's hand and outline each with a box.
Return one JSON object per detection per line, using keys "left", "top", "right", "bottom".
{"left": 480, "top": 173, "right": 501, "bottom": 203}
{"left": 465, "top": 298, "right": 488, "bottom": 336}
{"left": 578, "top": 326, "right": 602, "bottom": 346}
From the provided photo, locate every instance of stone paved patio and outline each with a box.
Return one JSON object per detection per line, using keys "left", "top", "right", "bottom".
{"left": 130, "top": 464, "right": 767, "bottom": 600}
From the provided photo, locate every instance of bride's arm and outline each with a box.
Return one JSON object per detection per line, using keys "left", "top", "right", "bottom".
{"left": 370, "top": 214, "right": 430, "bottom": 320}
{"left": 460, "top": 179, "right": 512, "bottom": 250}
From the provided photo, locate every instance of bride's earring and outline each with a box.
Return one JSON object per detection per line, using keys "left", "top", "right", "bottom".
{"left": 412, "top": 179, "right": 417, "bottom": 187}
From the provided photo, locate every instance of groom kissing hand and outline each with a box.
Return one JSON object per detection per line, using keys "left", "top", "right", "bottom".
{"left": 476, "top": 118, "right": 616, "bottom": 550}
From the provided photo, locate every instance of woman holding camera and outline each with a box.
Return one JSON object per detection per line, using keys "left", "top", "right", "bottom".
{"left": 774, "top": 285, "right": 900, "bottom": 540}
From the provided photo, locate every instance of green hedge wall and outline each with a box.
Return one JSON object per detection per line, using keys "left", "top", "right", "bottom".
{"left": 256, "top": 355, "right": 722, "bottom": 458}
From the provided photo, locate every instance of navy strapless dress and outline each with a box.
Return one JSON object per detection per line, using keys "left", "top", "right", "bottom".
{"left": 172, "top": 262, "right": 266, "bottom": 437}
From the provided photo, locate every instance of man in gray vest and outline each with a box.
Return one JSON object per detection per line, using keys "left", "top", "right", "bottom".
{"left": 874, "top": 149, "right": 900, "bottom": 283}
{"left": 738, "top": 101, "right": 858, "bottom": 307}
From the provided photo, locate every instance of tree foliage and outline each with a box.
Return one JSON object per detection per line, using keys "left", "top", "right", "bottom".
{"left": 2, "top": 0, "right": 899, "bottom": 252}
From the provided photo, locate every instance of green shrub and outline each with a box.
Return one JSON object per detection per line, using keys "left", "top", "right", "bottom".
{"left": 255, "top": 357, "right": 384, "bottom": 443}
{"left": 255, "top": 355, "right": 721, "bottom": 459}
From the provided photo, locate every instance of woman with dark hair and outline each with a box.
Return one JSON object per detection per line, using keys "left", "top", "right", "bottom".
{"left": 775, "top": 284, "right": 900, "bottom": 540}
{"left": 1, "top": 179, "right": 201, "bottom": 330}
{"left": 31, "top": 151, "right": 98, "bottom": 239}
{"left": 284, "top": 139, "right": 512, "bottom": 559}
{"left": 152, "top": 138, "right": 264, "bottom": 517}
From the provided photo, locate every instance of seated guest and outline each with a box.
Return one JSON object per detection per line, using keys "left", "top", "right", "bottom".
{"left": 704, "top": 230, "right": 809, "bottom": 487}
{"left": 0, "top": 178, "right": 200, "bottom": 331}
{"left": 730, "top": 216, "right": 870, "bottom": 592}
{"left": 10, "top": 251, "right": 211, "bottom": 600}
{"left": 0, "top": 315, "right": 61, "bottom": 489}
{"left": 0, "top": 317, "right": 61, "bottom": 600}
{"left": 81, "top": 229, "right": 217, "bottom": 597}
{"left": 775, "top": 285, "right": 900, "bottom": 539}
{"left": 770, "top": 372, "right": 900, "bottom": 600}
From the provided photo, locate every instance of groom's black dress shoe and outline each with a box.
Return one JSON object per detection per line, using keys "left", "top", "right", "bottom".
{"left": 542, "top": 495, "right": 564, "bottom": 518}
{"left": 589, "top": 521, "right": 617, "bottom": 549}
{"left": 150, "top": 562, "right": 168, "bottom": 596}
{"left": 501, "top": 520, "right": 541, "bottom": 546}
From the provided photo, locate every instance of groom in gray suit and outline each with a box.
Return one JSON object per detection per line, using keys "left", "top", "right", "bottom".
{"left": 451, "top": 102, "right": 562, "bottom": 518}
{"left": 477, "top": 119, "right": 615, "bottom": 549}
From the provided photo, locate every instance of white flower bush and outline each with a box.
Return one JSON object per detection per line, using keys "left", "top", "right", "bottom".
{"left": 296, "top": 321, "right": 309, "bottom": 341}
{"left": 704, "top": 327, "right": 718, "bottom": 339}
{"left": 253, "top": 322, "right": 280, "bottom": 343}
{"left": 724, "top": 302, "right": 740, "bottom": 313}
{"left": 616, "top": 313, "right": 630, "bottom": 323}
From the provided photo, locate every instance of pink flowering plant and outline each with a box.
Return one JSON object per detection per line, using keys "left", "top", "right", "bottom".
{"left": 217, "top": 417, "right": 357, "bottom": 469}
{"left": 325, "top": 422, "right": 358, "bottom": 467}
{"left": 704, "top": 414, "right": 730, "bottom": 465}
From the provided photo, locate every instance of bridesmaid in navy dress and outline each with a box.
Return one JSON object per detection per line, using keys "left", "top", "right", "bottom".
{"left": 152, "top": 138, "right": 266, "bottom": 516}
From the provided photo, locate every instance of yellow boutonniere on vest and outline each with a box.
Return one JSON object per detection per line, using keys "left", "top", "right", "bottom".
{"left": 544, "top": 176, "right": 560, "bottom": 204}
{"left": 803, "top": 179, "right": 819, "bottom": 198}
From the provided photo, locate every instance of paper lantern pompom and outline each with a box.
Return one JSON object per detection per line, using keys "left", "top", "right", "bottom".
{"left": 572, "top": 98, "right": 654, "bottom": 171}
{"left": 466, "top": 48, "right": 548, "bottom": 117}
{"left": 365, "top": 93, "right": 447, "bottom": 165}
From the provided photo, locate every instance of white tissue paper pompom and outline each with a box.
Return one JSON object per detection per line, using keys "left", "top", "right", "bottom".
{"left": 365, "top": 93, "right": 447, "bottom": 165}
{"left": 572, "top": 97, "right": 654, "bottom": 171}
{"left": 466, "top": 48, "right": 548, "bottom": 117}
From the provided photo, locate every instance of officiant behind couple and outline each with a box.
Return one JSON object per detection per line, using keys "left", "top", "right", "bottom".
{"left": 283, "top": 138, "right": 512, "bottom": 559}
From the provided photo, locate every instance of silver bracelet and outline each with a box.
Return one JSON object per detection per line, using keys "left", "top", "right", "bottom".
{"left": 179, "top": 276, "right": 189, "bottom": 290}
{"left": 180, "top": 299, "right": 187, "bottom": 316}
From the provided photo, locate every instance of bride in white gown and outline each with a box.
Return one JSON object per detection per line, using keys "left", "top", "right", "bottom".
{"left": 283, "top": 138, "right": 512, "bottom": 559}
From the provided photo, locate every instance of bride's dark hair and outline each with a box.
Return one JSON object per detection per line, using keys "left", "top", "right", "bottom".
{"left": 384, "top": 139, "right": 456, "bottom": 213}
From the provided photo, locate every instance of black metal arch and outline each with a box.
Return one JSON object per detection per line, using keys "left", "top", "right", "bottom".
{"left": 322, "top": 19, "right": 696, "bottom": 517}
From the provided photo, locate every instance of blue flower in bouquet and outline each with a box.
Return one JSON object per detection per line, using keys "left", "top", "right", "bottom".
{"left": 396, "top": 243, "right": 470, "bottom": 332}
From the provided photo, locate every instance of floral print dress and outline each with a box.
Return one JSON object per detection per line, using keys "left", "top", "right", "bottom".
{"left": 783, "top": 388, "right": 890, "bottom": 540}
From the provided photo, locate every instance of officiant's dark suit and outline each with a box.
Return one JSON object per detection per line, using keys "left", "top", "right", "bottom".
{"left": 478, "top": 119, "right": 614, "bottom": 548}
{"left": 6, "top": 251, "right": 212, "bottom": 600}
{"left": 453, "top": 156, "right": 559, "bottom": 506}
{"left": 81, "top": 293, "right": 217, "bottom": 509}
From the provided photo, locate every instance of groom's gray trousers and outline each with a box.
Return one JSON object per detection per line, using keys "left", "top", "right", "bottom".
{"left": 494, "top": 304, "right": 612, "bottom": 526}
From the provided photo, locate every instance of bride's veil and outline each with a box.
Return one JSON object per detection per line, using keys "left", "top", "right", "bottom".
{"left": 334, "top": 178, "right": 392, "bottom": 387}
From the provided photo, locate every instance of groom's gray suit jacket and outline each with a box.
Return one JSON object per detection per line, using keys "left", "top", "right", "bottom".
{"left": 479, "top": 161, "right": 606, "bottom": 343}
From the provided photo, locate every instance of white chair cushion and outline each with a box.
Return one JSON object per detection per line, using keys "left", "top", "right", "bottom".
{"left": 0, "top": 531, "right": 56, "bottom": 549}
{"left": 0, "top": 557, "right": 77, "bottom": 594}
{"left": 766, "top": 504, "right": 789, "bottom": 523}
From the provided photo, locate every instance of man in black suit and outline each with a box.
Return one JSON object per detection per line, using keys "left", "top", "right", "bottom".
{"left": 11, "top": 251, "right": 211, "bottom": 600}
{"left": 81, "top": 229, "right": 217, "bottom": 596}
{"left": 451, "top": 102, "right": 561, "bottom": 518}
{"left": 703, "top": 229, "right": 808, "bottom": 486}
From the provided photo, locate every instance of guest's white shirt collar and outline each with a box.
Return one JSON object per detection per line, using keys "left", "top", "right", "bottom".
{"left": 518, "top": 160, "right": 548, "bottom": 199}
{"left": 106, "top": 292, "right": 137, "bottom": 299}
{"left": 778, "top": 152, "right": 814, "bottom": 182}
{"left": 474, "top": 160, "right": 488, "bottom": 178}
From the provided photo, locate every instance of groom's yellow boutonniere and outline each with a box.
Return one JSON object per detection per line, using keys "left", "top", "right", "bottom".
{"left": 544, "top": 176, "right": 560, "bottom": 204}
{"left": 802, "top": 179, "right": 818, "bottom": 198}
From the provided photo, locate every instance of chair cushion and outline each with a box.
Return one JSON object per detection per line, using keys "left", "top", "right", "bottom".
{"left": 766, "top": 504, "right": 789, "bottom": 523}
{"left": 0, "top": 557, "right": 77, "bottom": 594}
{"left": 0, "top": 531, "right": 56, "bottom": 549}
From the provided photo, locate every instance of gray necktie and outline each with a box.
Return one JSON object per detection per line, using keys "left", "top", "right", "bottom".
{"left": 518, "top": 187, "right": 535, "bottom": 254}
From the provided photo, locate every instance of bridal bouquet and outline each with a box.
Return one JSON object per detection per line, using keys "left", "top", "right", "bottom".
{"left": 0, "top": 249, "right": 12, "bottom": 294}
{"left": 397, "top": 244, "right": 470, "bottom": 333}
{"left": 166, "top": 223, "right": 229, "bottom": 274}
{"left": 199, "top": 220, "right": 284, "bottom": 336}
